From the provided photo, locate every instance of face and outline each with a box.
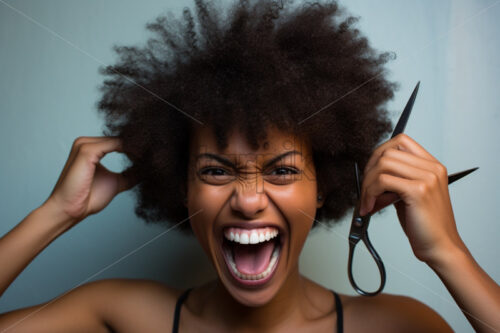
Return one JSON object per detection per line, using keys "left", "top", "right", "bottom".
{"left": 185, "top": 124, "right": 323, "bottom": 306}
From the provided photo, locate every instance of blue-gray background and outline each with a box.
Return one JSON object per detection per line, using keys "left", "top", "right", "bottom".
{"left": 1, "top": 0, "right": 499, "bottom": 331}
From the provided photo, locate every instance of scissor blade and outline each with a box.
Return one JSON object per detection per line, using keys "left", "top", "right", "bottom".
{"left": 448, "top": 167, "right": 478, "bottom": 184}
{"left": 354, "top": 162, "right": 361, "bottom": 200}
{"left": 391, "top": 81, "right": 420, "bottom": 138}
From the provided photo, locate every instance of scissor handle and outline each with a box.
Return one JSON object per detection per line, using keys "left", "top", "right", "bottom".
{"left": 348, "top": 232, "right": 387, "bottom": 296}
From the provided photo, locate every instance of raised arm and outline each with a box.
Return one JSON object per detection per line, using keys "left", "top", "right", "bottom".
{"left": 360, "top": 133, "right": 500, "bottom": 333}
{"left": 0, "top": 195, "right": 74, "bottom": 299}
{"left": 0, "top": 136, "right": 136, "bottom": 331}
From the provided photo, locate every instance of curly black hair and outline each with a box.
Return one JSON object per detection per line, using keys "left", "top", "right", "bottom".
{"left": 96, "top": 0, "right": 397, "bottom": 234}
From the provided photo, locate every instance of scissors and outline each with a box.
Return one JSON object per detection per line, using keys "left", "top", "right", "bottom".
{"left": 347, "top": 81, "right": 478, "bottom": 296}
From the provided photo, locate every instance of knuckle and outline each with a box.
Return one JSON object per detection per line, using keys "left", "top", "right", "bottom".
{"left": 395, "top": 133, "right": 411, "bottom": 145}
{"left": 435, "top": 163, "right": 447, "bottom": 178}
{"left": 73, "top": 137, "right": 84, "bottom": 147}
{"left": 426, "top": 171, "right": 439, "bottom": 187}
{"left": 377, "top": 155, "right": 391, "bottom": 171}
{"left": 377, "top": 173, "right": 389, "bottom": 186}
{"left": 395, "top": 133, "right": 408, "bottom": 141}
{"left": 415, "top": 181, "right": 428, "bottom": 197}
{"left": 78, "top": 143, "right": 94, "bottom": 156}
{"left": 383, "top": 148, "right": 397, "bottom": 158}
{"left": 73, "top": 136, "right": 90, "bottom": 148}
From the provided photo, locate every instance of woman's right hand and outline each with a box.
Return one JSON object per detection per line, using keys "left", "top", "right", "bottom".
{"left": 43, "top": 136, "right": 137, "bottom": 225}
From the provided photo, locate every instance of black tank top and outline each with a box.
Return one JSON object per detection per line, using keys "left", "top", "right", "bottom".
{"left": 171, "top": 288, "right": 344, "bottom": 332}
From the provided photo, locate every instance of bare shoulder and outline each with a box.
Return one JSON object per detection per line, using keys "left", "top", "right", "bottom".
{"left": 340, "top": 292, "right": 453, "bottom": 333}
{"left": 86, "top": 278, "right": 182, "bottom": 332}
{"left": 0, "top": 278, "right": 182, "bottom": 333}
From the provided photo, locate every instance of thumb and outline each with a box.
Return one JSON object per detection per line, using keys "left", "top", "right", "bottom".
{"left": 116, "top": 166, "right": 140, "bottom": 193}
{"left": 370, "top": 192, "right": 400, "bottom": 215}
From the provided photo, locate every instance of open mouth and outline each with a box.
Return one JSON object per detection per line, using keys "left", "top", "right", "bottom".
{"left": 221, "top": 226, "right": 283, "bottom": 287}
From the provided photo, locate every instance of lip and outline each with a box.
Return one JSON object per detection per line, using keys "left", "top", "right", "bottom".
{"left": 221, "top": 240, "right": 282, "bottom": 288}
{"left": 216, "top": 221, "right": 287, "bottom": 288}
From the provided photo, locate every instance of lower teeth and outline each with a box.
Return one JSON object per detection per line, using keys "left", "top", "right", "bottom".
{"left": 227, "top": 244, "right": 280, "bottom": 281}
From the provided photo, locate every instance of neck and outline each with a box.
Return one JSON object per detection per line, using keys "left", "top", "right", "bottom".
{"left": 206, "top": 264, "right": 306, "bottom": 330}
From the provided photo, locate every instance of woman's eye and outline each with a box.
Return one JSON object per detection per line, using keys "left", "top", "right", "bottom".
{"left": 200, "top": 167, "right": 228, "bottom": 176}
{"left": 198, "top": 167, "right": 235, "bottom": 184}
{"left": 266, "top": 167, "right": 301, "bottom": 184}
{"left": 270, "top": 167, "right": 298, "bottom": 176}
{"left": 197, "top": 166, "right": 300, "bottom": 185}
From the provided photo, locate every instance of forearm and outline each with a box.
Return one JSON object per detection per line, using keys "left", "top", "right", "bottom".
{"left": 429, "top": 241, "right": 500, "bottom": 333}
{"left": 0, "top": 200, "right": 74, "bottom": 298}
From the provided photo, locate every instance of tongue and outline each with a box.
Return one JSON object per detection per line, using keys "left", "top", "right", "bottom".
{"left": 233, "top": 240, "right": 275, "bottom": 275}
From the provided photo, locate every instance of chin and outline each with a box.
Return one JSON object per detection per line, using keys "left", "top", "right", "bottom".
{"left": 224, "top": 282, "right": 280, "bottom": 307}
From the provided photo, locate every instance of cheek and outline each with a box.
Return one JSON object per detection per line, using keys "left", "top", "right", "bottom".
{"left": 186, "top": 183, "right": 229, "bottom": 252}
{"left": 188, "top": 182, "right": 229, "bottom": 220}
{"left": 269, "top": 180, "right": 318, "bottom": 260}
{"left": 272, "top": 179, "right": 318, "bottom": 221}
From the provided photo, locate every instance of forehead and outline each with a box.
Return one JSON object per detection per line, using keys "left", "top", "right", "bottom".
{"left": 189, "top": 124, "right": 310, "bottom": 157}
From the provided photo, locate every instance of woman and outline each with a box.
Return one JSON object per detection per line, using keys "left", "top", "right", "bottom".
{"left": 0, "top": 0, "right": 499, "bottom": 332}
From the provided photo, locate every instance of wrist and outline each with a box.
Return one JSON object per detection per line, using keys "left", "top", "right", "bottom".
{"left": 37, "top": 197, "right": 79, "bottom": 229}
{"left": 425, "top": 238, "right": 471, "bottom": 274}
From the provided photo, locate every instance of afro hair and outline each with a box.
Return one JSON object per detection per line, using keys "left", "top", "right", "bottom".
{"left": 96, "top": 0, "right": 398, "bottom": 233}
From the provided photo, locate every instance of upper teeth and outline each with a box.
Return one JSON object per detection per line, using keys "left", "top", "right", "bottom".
{"left": 224, "top": 227, "right": 279, "bottom": 245}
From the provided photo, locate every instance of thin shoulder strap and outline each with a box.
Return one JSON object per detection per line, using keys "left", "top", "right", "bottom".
{"left": 172, "top": 288, "right": 193, "bottom": 333}
{"left": 332, "top": 291, "right": 344, "bottom": 333}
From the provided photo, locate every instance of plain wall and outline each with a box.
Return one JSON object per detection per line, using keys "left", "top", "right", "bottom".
{"left": 1, "top": 0, "right": 498, "bottom": 331}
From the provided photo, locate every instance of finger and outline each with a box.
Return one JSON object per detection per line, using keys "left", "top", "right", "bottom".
{"left": 60, "top": 137, "right": 120, "bottom": 178}
{"left": 72, "top": 138, "right": 123, "bottom": 166}
{"left": 363, "top": 155, "right": 432, "bottom": 191}
{"left": 59, "top": 138, "right": 124, "bottom": 189}
{"left": 375, "top": 148, "right": 447, "bottom": 179}
{"left": 360, "top": 173, "right": 419, "bottom": 215}
{"left": 361, "top": 158, "right": 434, "bottom": 215}
{"left": 51, "top": 137, "right": 112, "bottom": 196}
{"left": 364, "top": 134, "right": 438, "bottom": 175}
{"left": 370, "top": 192, "right": 399, "bottom": 214}
{"left": 116, "top": 166, "right": 140, "bottom": 193}
{"left": 361, "top": 148, "right": 448, "bottom": 215}
{"left": 57, "top": 137, "right": 113, "bottom": 179}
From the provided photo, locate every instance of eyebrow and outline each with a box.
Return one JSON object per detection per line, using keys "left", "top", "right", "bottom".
{"left": 195, "top": 150, "right": 302, "bottom": 169}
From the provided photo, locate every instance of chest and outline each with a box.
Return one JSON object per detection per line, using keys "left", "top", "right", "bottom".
{"left": 174, "top": 310, "right": 342, "bottom": 333}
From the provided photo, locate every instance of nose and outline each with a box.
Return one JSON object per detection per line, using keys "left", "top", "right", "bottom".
{"left": 229, "top": 175, "right": 269, "bottom": 218}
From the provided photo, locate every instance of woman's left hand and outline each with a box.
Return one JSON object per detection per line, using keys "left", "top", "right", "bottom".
{"left": 359, "top": 134, "right": 465, "bottom": 264}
